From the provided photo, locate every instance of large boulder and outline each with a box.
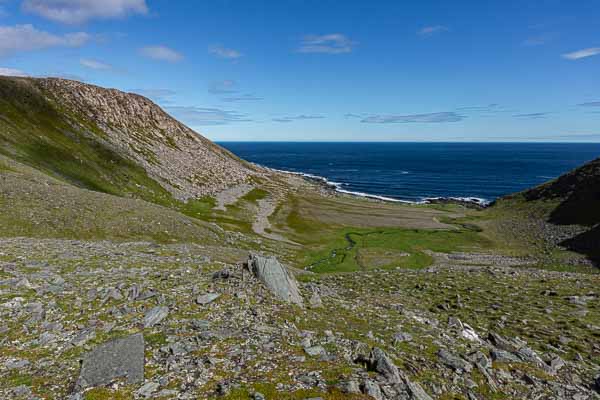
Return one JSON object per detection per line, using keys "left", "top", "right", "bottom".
{"left": 248, "top": 254, "right": 303, "bottom": 306}
{"left": 75, "top": 333, "right": 144, "bottom": 390}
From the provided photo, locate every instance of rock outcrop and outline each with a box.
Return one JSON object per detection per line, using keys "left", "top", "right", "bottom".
{"left": 247, "top": 253, "right": 303, "bottom": 306}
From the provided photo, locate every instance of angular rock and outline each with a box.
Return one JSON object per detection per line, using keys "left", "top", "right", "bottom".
{"left": 248, "top": 253, "right": 303, "bottom": 306}
{"left": 136, "top": 381, "right": 160, "bottom": 398}
{"left": 393, "top": 332, "right": 413, "bottom": 344}
{"left": 309, "top": 292, "right": 322, "bottom": 308}
{"left": 368, "top": 347, "right": 401, "bottom": 383}
{"left": 143, "top": 306, "right": 169, "bottom": 328}
{"left": 488, "top": 332, "right": 519, "bottom": 352}
{"left": 304, "top": 345, "right": 326, "bottom": 357}
{"left": 405, "top": 379, "right": 434, "bottom": 400}
{"left": 362, "top": 379, "right": 383, "bottom": 400}
{"left": 490, "top": 349, "right": 521, "bottom": 363}
{"left": 71, "top": 328, "right": 96, "bottom": 347}
{"left": 196, "top": 293, "right": 220, "bottom": 305}
{"left": 437, "top": 349, "right": 472, "bottom": 373}
{"left": 76, "top": 333, "right": 144, "bottom": 390}
{"left": 338, "top": 380, "right": 361, "bottom": 394}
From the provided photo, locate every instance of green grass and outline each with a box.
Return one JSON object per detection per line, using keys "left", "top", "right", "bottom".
{"left": 177, "top": 196, "right": 216, "bottom": 219}
{"left": 295, "top": 227, "right": 493, "bottom": 273}
{"left": 241, "top": 187, "right": 269, "bottom": 203}
{"left": 0, "top": 77, "right": 176, "bottom": 208}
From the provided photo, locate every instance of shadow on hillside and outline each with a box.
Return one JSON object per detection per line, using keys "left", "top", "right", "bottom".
{"left": 547, "top": 192, "right": 600, "bottom": 226}
{"left": 560, "top": 225, "right": 600, "bottom": 267}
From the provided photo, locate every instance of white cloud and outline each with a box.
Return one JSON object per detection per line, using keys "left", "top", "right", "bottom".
{"left": 418, "top": 25, "right": 448, "bottom": 37}
{"left": 298, "top": 34, "right": 355, "bottom": 54}
{"left": 562, "top": 47, "right": 600, "bottom": 60}
{"left": 22, "top": 0, "right": 148, "bottom": 24}
{"left": 0, "top": 67, "right": 28, "bottom": 76}
{"left": 209, "top": 45, "right": 242, "bottom": 59}
{"left": 80, "top": 58, "right": 111, "bottom": 70}
{"left": 139, "top": 45, "right": 183, "bottom": 63}
{"left": 0, "top": 24, "right": 89, "bottom": 57}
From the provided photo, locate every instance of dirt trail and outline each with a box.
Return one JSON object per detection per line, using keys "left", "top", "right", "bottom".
{"left": 253, "top": 198, "right": 299, "bottom": 245}
{"left": 214, "top": 184, "right": 254, "bottom": 211}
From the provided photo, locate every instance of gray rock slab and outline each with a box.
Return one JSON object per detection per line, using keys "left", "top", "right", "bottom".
{"left": 143, "top": 306, "right": 169, "bottom": 328}
{"left": 76, "top": 333, "right": 144, "bottom": 390}
{"left": 248, "top": 253, "right": 303, "bottom": 306}
{"left": 196, "top": 293, "right": 220, "bottom": 305}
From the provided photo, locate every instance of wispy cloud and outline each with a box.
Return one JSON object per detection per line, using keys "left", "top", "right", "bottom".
{"left": 80, "top": 58, "right": 111, "bottom": 70}
{"left": 208, "top": 80, "right": 237, "bottom": 94}
{"left": 209, "top": 45, "right": 242, "bottom": 59}
{"left": 562, "top": 47, "right": 600, "bottom": 60}
{"left": 221, "top": 94, "right": 263, "bottom": 102}
{"left": 522, "top": 33, "right": 555, "bottom": 46}
{"left": 166, "top": 106, "right": 250, "bottom": 125}
{"left": 207, "top": 80, "right": 263, "bottom": 102}
{"left": 456, "top": 104, "right": 501, "bottom": 112}
{"left": 129, "top": 88, "right": 176, "bottom": 103}
{"left": 22, "top": 0, "right": 148, "bottom": 24}
{"left": 272, "top": 115, "right": 325, "bottom": 123}
{"left": 418, "top": 25, "right": 449, "bottom": 37}
{"left": 297, "top": 34, "right": 355, "bottom": 54}
{"left": 578, "top": 101, "right": 600, "bottom": 107}
{"left": 513, "top": 112, "right": 550, "bottom": 119}
{"left": 361, "top": 112, "right": 465, "bottom": 123}
{"left": 139, "top": 45, "right": 183, "bottom": 62}
{"left": 0, "top": 67, "right": 28, "bottom": 76}
{"left": 0, "top": 24, "right": 89, "bottom": 57}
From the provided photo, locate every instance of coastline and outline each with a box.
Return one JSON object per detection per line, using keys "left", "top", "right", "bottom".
{"left": 262, "top": 164, "right": 491, "bottom": 208}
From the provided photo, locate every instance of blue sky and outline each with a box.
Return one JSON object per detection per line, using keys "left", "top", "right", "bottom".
{"left": 0, "top": 0, "right": 599, "bottom": 142}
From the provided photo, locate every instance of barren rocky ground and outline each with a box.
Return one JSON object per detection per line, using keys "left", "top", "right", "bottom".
{"left": 1, "top": 238, "right": 598, "bottom": 399}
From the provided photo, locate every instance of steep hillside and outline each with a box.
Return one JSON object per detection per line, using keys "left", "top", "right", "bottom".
{"left": 493, "top": 157, "right": 600, "bottom": 265}
{"left": 0, "top": 76, "right": 259, "bottom": 205}
{"left": 522, "top": 157, "right": 600, "bottom": 226}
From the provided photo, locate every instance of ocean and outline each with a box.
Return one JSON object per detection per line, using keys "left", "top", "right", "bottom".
{"left": 218, "top": 142, "right": 600, "bottom": 204}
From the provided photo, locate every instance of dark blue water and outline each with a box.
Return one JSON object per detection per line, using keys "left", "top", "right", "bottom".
{"left": 218, "top": 142, "right": 600, "bottom": 203}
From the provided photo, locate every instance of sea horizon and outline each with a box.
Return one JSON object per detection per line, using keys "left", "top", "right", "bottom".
{"left": 220, "top": 142, "right": 600, "bottom": 204}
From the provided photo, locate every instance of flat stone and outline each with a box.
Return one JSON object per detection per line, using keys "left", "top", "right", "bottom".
{"left": 143, "top": 306, "right": 169, "bottom": 328}
{"left": 304, "top": 345, "right": 326, "bottom": 357}
{"left": 196, "top": 293, "right": 220, "bottom": 305}
{"left": 76, "top": 333, "right": 144, "bottom": 390}
{"left": 136, "top": 381, "right": 160, "bottom": 398}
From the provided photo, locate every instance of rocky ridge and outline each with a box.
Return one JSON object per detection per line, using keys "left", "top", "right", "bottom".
{"left": 1, "top": 76, "right": 261, "bottom": 201}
